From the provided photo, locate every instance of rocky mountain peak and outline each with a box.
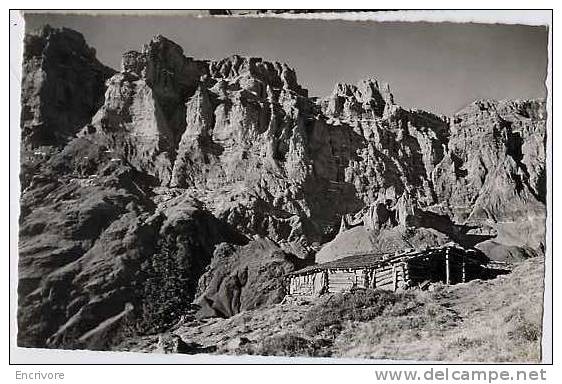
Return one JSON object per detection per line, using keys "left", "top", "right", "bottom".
{"left": 24, "top": 24, "right": 96, "bottom": 61}
{"left": 456, "top": 98, "right": 546, "bottom": 122}
{"left": 322, "top": 77, "right": 395, "bottom": 120}
{"left": 208, "top": 55, "right": 307, "bottom": 97}
{"left": 121, "top": 34, "right": 206, "bottom": 98}
{"left": 20, "top": 25, "right": 115, "bottom": 149}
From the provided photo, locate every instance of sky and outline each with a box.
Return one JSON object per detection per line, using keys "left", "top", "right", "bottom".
{"left": 24, "top": 13, "right": 548, "bottom": 115}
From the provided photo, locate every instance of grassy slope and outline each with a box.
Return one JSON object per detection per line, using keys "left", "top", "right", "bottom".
{"left": 334, "top": 257, "right": 544, "bottom": 362}
{"left": 117, "top": 257, "right": 544, "bottom": 363}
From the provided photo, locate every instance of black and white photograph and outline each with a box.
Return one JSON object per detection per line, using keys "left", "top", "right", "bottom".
{"left": 10, "top": 9, "right": 552, "bottom": 367}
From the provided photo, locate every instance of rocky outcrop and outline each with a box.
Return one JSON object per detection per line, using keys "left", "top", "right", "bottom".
{"left": 18, "top": 155, "right": 247, "bottom": 347}
{"left": 20, "top": 26, "right": 115, "bottom": 149}
{"left": 433, "top": 99, "right": 546, "bottom": 222}
{"left": 318, "top": 97, "right": 546, "bottom": 264}
{"left": 321, "top": 79, "right": 395, "bottom": 120}
{"left": 431, "top": 99, "right": 546, "bottom": 260}
{"left": 77, "top": 35, "right": 208, "bottom": 184}
{"left": 195, "top": 239, "right": 306, "bottom": 318}
{"left": 17, "top": 28, "right": 547, "bottom": 349}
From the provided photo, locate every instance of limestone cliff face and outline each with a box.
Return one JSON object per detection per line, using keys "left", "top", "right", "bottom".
{"left": 78, "top": 35, "right": 207, "bottom": 184}
{"left": 168, "top": 55, "right": 318, "bottom": 244}
{"left": 20, "top": 25, "right": 115, "bottom": 149}
{"left": 18, "top": 28, "right": 547, "bottom": 349}
{"left": 317, "top": 98, "right": 546, "bottom": 263}
{"left": 431, "top": 99, "right": 547, "bottom": 259}
{"left": 433, "top": 99, "right": 546, "bottom": 222}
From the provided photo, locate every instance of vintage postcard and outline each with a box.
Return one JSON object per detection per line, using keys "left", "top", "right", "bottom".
{"left": 11, "top": 9, "right": 551, "bottom": 365}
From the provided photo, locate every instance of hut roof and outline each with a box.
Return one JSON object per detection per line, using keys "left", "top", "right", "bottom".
{"left": 287, "top": 245, "right": 483, "bottom": 277}
{"left": 292, "top": 252, "right": 388, "bottom": 275}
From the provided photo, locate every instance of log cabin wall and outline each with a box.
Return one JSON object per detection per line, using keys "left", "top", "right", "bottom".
{"left": 288, "top": 273, "right": 314, "bottom": 296}
{"left": 327, "top": 269, "right": 366, "bottom": 292}
{"left": 288, "top": 271, "right": 327, "bottom": 296}
{"left": 365, "top": 262, "right": 409, "bottom": 291}
{"left": 406, "top": 251, "right": 447, "bottom": 286}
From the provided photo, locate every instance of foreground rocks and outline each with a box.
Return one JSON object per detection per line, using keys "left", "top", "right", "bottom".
{"left": 195, "top": 239, "right": 308, "bottom": 318}
{"left": 18, "top": 27, "right": 546, "bottom": 350}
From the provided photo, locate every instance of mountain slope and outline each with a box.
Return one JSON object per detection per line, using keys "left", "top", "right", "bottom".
{"left": 17, "top": 27, "right": 547, "bottom": 350}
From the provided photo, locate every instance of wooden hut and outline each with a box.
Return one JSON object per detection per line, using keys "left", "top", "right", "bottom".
{"left": 286, "top": 245, "right": 510, "bottom": 297}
